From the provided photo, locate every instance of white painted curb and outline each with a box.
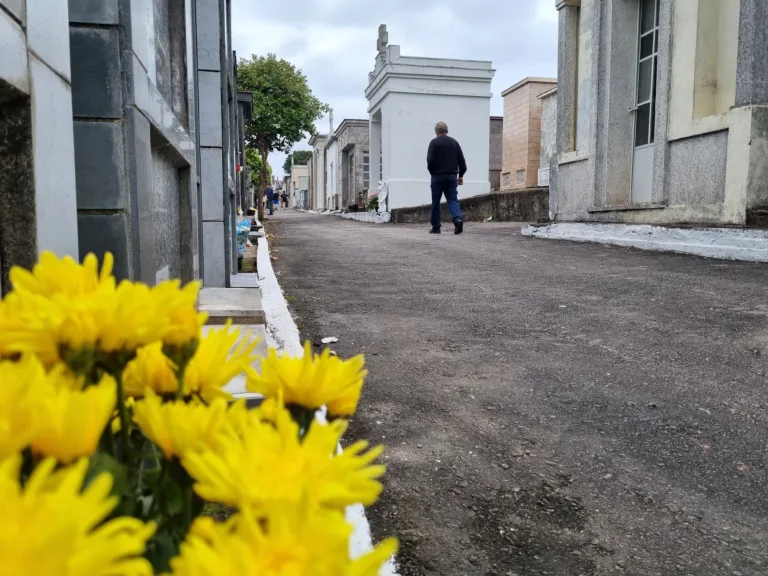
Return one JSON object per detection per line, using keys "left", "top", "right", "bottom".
{"left": 522, "top": 222, "right": 768, "bottom": 262}
{"left": 256, "top": 233, "right": 398, "bottom": 575}
{"left": 341, "top": 211, "right": 391, "bottom": 224}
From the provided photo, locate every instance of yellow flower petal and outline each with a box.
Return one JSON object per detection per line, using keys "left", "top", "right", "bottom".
{"left": 184, "top": 322, "right": 262, "bottom": 402}
{"left": 246, "top": 341, "right": 368, "bottom": 417}
{"left": 133, "top": 389, "right": 231, "bottom": 459}
{"left": 182, "top": 405, "right": 384, "bottom": 512}
{"left": 123, "top": 341, "right": 179, "bottom": 398}
{"left": 30, "top": 371, "right": 117, "bottom": 464}
{"left": 0, "top": 455, "right": 155, "bottom": 576}
{"left": 169, "top": 503, "right": 397, "bottom": 576}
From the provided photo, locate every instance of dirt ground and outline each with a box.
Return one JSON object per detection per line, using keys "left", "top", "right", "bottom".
{"left": 267, "top": 211, "right": 768, "bottom": 576}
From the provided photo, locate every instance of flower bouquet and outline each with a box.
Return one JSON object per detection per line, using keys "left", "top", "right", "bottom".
{"left": 0, "top": 252, "right": 396, "bottom": 575}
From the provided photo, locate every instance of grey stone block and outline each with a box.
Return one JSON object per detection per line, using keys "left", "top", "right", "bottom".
{"left": 201, "top": 147, "right": 223, "bottom": 220}
{"left": 202, "top": 221, "right": 225, "bottom": 287}
{"left": 198, "top": 71, "right": 222, "bottom": 147}
{"left": 77, "top": 213, "right": 130, "bottom": 281}
{"left": 68, "top": 0, "right": 119, "bottom": 24}
{"left": 73, "top": 121, "right": 126, "bottom": 209}
{"left": 69, "top": 27, "right": 122, "bottom": 118}
{"left": 196, "top": 0, "right": 221, "bottom": 71}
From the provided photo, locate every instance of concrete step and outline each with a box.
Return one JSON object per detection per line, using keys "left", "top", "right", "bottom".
{"left": 198, "top": 287, "right": 265, "bottom": 325}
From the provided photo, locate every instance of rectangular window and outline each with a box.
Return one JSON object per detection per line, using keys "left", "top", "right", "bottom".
{"left": 348, "top": 152, "right": 355, "bottom": 196}
{"left": 502, "top": 173, "right": 511, "bottom": 188}
{"left": 363, "top": 150, "right": 370, "bottom": 190}
{"left": 634, "top": 0, "right": 660, "bottom": 147}
{"left": 516, "top": 169, "right": 526, "bottom": 184}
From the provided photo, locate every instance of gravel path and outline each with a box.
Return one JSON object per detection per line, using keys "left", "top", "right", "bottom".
{"left": 268, "top": 210, "right": 768, "bottom": 576}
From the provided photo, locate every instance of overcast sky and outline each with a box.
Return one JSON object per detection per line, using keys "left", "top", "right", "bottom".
{"left": 231, "top": 0, "right": 559, "bottom": 177}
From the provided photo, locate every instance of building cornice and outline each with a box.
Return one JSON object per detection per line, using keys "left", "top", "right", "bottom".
{"left": 501, "top": 77, "right": 557, "bottom": 97}
{"left": 556, "top": 0, "right": 580, "bottom": 9}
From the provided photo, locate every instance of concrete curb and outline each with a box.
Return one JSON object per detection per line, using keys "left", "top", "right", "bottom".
{"left": 256, "top": 231, "right": 398, "bottom": 575}
{"left": 341, "top": 211, "right": 392, "bottom": 224}
{"left": 522, "top": 222, "right": 768, "bottom": 262}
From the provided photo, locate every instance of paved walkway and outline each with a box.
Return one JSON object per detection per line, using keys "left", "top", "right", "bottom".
{"left": 269, "top": 210, "right": 768, "bottom": 576}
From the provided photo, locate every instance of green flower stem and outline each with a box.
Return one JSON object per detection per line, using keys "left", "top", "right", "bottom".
{"left": 114, "top": 372, "right": 131, "bottom": 457}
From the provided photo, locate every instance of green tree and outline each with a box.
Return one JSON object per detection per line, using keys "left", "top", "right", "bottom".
{"left": 245, "top": 148, "right": 272, "bottom": 202}
{"left": 237, "top": 54, "right": 329, "bottom": 217}
{"left": 282, "top": 150, "right": 313, "bottom": 174}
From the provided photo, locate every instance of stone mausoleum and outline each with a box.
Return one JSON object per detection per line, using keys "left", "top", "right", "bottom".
{"left": 365, "top": 25, "right": 495, "bottom": 213}
{"left": 551, "top": 0, "right": 768, "bottom": 226}
{"left": 0, "top": 0, "right": 247, "bottom": 294}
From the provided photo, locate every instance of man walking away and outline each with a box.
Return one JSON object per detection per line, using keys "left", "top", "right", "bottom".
{"left": 266, "top": 185, "right": 275, "bottom": 216}
{"left": 426, "top": 121, "right": 466, "bottom": 234}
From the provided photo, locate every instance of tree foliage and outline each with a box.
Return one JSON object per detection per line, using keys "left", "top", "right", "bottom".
{"left": 237, "top": 54, "right": 329, "bottom": 217}
{"left": 245, "top": 148, "right": 272, "bottom": 194}
{"left": 282, "top": 150, "right": 313, "bottom": 174}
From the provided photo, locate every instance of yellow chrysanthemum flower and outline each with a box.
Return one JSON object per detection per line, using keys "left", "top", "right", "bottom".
{"left": 30, "top": 369, "right": 117, "bottom": 464}
{"left": 168, "top": 504, "right": 397, "bottom": 576}
{"left": 123, "top": 342, "right": 179, "bottom": 397}
{"left": 9, "top": 251, "right": 115, "bottom": 297}
{"left": 182, "top": 404, "right": 385, "bottom": 512}
{"left": 0, "top": 455, "right": 155, "bottom": 576}
{"left": 133, "top": 390, "right": 231, "bottom": 459}
{"left": 0, "top": 356, "right": 50, "bottom": 460}
{"left": 155, "top": 281, "right": 207, "bottom": 347}
{"left": 246, "top": 341, "right": 368, "bottom": 417}
{"left": 184, "top": 322, "right": 263, "bottom": 402}
{"left": 0, "top": 292, "right": 73, "bottom": 366}
{"left": 0, "top": 253, "right": 204, "bottom": 368}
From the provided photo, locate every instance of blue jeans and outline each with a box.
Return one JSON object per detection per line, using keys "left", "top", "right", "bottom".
{"left": 430, "top": 174, "right": 463, "bottom": 228}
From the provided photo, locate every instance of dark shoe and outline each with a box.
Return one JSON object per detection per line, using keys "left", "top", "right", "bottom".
{"left": 454, "top": 219, "right": 464, "bottom": 235}
{"left": 429, "top": 227, "right": 441, "bottom": 234}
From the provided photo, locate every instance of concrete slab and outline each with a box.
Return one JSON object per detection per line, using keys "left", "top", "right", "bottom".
{"left": 230, "top": 273, "right": 259, "bottom": 288}
{"left": 198, "top": 287, "right": 265, "bottom": 325}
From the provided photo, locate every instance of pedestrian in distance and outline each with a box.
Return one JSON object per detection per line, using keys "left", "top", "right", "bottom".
{"left": 266, "top": 185, "right": 275, "bottom": 216}
{"left": 426, "top": 121, "right": 465, "bottom": 235}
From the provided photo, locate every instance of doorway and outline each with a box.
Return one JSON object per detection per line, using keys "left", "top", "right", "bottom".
{"left": 630, "top": 0, "right": 660, "bottom": 204}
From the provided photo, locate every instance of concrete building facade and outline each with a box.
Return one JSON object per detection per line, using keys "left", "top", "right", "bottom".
{"left": 325, "top": 119, "right": 369, "bottom": 209}
{"left": 324, "top": 134, "right": 341, "bottom": 210}
{"left": 289, "top": 164, "right": 309, "bottom": 209}
{"left": 366, "top": 25, "right": 495, "bottom": 213}
{"left": 501, "top": 77, "right": 557, "bottom": 191}
{"left": 538, "top": 87, "right": 558, "bottom": 187}
{"left": 0, "top": 0, "right": 245, "bottom": 293}
{"left": 489, "top": 116, "right": 503, "bottom": 190}
{"left": 308, "top": 133, "right": 327, "bottom": 211}
{"left": 551, "top": 0, "right": 768, "bottom": 226}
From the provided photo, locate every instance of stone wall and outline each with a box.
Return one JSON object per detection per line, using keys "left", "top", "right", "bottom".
{"left": 390, "top": 188, "right": 549, "bottom": 224}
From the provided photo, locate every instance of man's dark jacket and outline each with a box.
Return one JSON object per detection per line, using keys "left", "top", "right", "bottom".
{"left": 427, "top": 135, "right": 467, "bottom": 177}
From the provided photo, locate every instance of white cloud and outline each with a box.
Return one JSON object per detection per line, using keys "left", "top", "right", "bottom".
{"left": 231, "top": 0, "right": 558, "bottom": 176}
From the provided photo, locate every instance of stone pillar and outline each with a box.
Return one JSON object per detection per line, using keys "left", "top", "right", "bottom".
{"left": 369, "top": 117, "right": 382, "bottom": 191}
{"left": 555, "top": 0, "right": 581, "bottom": 155}
{"left": 735, "top": 0, "right": 768, "bottom": 108}
{"left": 0, "top": 0, "right": 79, "bottom": 294}
{"left": 197, "top": 0, "right": 228, "bottom": 287}
{"left": 734, "top": 0, "right": 768, "bottom": 213}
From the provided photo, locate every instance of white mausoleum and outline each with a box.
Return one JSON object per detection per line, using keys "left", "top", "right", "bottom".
{"left": 365, "top": 25, "right": 496, "bottom": 212}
